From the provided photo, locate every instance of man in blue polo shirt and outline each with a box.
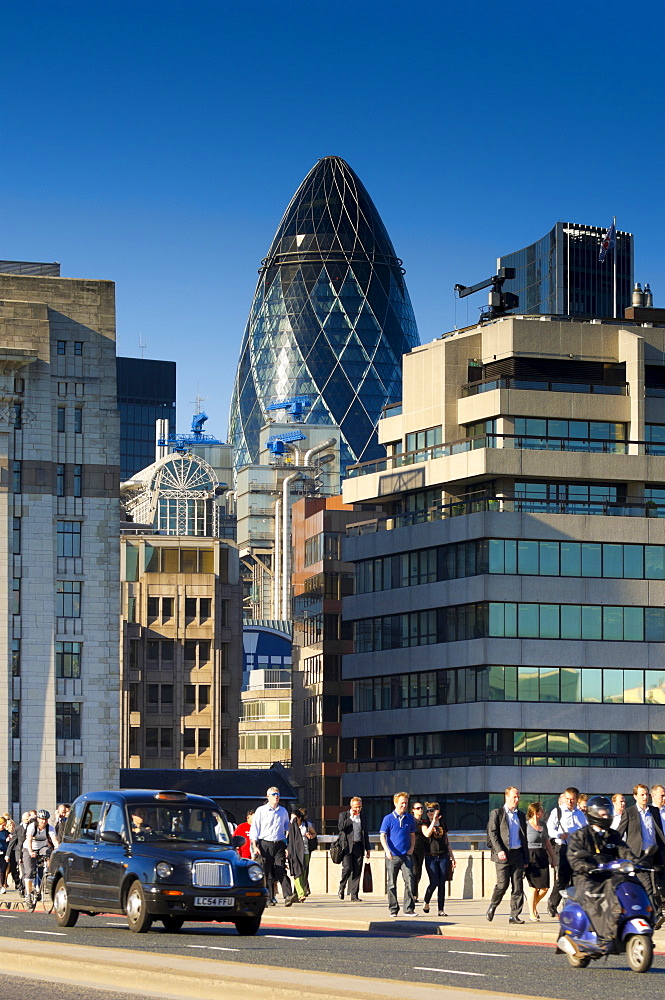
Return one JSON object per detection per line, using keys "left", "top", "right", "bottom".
{"left": 379, "top": 791, "right": 417, "bottom": 916}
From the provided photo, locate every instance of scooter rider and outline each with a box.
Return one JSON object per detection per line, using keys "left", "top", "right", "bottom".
{"left": 568, "top": 795, "right": 640, "bottom": 947}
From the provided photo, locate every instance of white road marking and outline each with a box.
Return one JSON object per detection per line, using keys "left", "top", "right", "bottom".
{"left": 448, "top": 950, "right": 508, "bottom": 958}
{"left": 105, "top": 922, "right": 125, "bottom": 926}
{"left": 25, "top": 930, "right": 66, "bottom": 936}
{"left": 187, "top": 944, "right": 240, "bottom": 952}
{"left": 414, "top": 967, "right": 487, "bottom": 977}
{"left": 0, "top": 914, "right": 18, "bottom": 919}
{"left": 263, "top": 934, "right": 301, "bottom": 939}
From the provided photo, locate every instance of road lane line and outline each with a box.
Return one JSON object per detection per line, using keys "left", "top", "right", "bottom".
{"left": 448, "top": 950, "right": 508, "bottom": 957}
{"left": 263, "top": 934, "right": 302, "bottom": 939}
{"left": 187, "top": 945, "right": 240, "bottom": 952}
{"left": 25, "top": 930, "right": 66, "bottom": 936}
{"left": 414, "top": 967, "right": 487, "bottom": 977}
{"left": 0, "top": 914, "right": 18, "bottom": 919}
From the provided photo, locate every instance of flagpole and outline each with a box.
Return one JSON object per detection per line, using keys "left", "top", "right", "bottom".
{"left": 613, "top": 215, "right": 617, "bottom": 318}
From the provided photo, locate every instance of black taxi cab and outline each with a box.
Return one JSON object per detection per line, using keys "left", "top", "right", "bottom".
{"left": 46, "top": 788, "right": 267, "bottom": 934}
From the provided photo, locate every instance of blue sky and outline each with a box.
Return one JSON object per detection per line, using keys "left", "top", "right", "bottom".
{"left": 3, "top": 0, "right": 663, "bottom": 436}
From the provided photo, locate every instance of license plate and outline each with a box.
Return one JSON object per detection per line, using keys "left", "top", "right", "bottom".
{"left": 194, "top": 896, "right": 234, "bottom": 907}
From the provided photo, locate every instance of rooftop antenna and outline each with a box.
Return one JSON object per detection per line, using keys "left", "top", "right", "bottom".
{"left": 138, "top": 333, "right": 147, "bottom": 358}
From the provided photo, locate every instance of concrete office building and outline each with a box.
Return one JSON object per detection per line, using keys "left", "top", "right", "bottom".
{"left": 498, "top": 221, "right": 633, "bottom": 319}
{"left": 342, "top": 311, "right": 665, "bottom": 830}
{"left": 120, "top": 532, "right": 242, "bottom": 770}
{"left": 117, "top": 356, "right": 176, "bottom": 481}
{"left": 0, "top": 269, "right": 120, "bottom": 811}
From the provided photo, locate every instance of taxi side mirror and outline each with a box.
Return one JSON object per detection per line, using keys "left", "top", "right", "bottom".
{"left": 100, "top": 830, "right": 124, "bottom": 845}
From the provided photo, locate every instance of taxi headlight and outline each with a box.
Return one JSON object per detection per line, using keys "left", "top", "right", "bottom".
{"left": 156, "top": 861, "right": 173, "bottom": 878}
{"left": 248, "top": 864, "right": 264, "bottom": 882}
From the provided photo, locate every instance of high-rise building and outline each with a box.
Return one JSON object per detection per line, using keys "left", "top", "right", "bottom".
{"left": 498, "top": 222, "right": 633, "bottom": 318}
{"left": 117, "top": 357, "right": 176, "bottom": 480}
{"left": 342, "top": 311, "right": 665, "bottom": 830}
{"left": 238, "top": 621, "right": 292, "bottom": 770}
{"left": 229, "top": 156, "right": 420, "bottom": 474}
{"left": 0, "top": 271, "right": 120, "bottom": 811}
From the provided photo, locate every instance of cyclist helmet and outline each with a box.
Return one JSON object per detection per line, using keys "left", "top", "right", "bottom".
{"left": 586, "top": 795, "right": 613, "bottom": 831}
{"left": 36, "top": 809, "right": 50, "bottom": 820}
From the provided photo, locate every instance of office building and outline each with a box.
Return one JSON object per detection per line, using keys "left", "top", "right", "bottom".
{"left": 498, "top": 222, "right": 633, "bottom": 318}
{"left": 0, "top": 271, "right": 120, "bottom": 811}
{"left": 120, "top": 532, "right": 242, "bottom": 770}
{"left": 229, "top": 155, "right": 420, "bottom": 474}
{"left": 117, "top": 356, "right": 176, "bottom": 480}
{"left": 342, "top": 312, "right": 665, "bottom": 830}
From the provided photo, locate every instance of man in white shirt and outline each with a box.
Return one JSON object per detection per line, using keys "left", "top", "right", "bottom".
{"left": 546, "top": 786, "right": 587, "bottom": 916}
{"left": 249, "top": 787, "right": 297, "bottom": 906}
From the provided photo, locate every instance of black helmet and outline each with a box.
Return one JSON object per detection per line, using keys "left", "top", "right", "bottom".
{"left": 36, "top": 809, "right": 50, "bottom": 820}
{"left": 586, "top": 795, "right": 613, "bottom": 831}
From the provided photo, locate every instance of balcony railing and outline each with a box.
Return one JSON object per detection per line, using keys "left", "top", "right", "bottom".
{"left": 346, "top": 493, "right": 663, "bottom": 535}
{"left": 462, "top": 377, "right": 628, "bottom": 397}
{"left": 346, "top": 432, "right": 654, "bottom": 479}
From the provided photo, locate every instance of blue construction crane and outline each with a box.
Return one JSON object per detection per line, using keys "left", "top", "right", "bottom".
{"left": 266, "top": 395, "right": 311, "bottom": 420}
{"left": 266, "top": 429, "right": 306, "bottom": 457}
{"left": 157, "top": 411, "right": 223, "bottom": 451}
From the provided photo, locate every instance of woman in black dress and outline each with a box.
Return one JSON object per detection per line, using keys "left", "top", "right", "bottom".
{"left": 525, "top": 801, "right": 556, "bottom": 921}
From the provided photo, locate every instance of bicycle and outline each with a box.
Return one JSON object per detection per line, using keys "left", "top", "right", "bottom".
{"left": 27, "top": 854, "right": 54, "bottom": 913}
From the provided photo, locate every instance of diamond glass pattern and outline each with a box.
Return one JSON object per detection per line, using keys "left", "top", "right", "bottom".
{"left": 229, "top": 156, "right": 419, "bottom": 472}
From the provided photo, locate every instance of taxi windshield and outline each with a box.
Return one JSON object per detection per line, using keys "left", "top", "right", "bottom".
{"left": 129, "top": 805, "right": 231, "bottom": 845}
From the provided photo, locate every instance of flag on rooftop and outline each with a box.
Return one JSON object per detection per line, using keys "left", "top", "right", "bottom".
{"left": 599, "top": 221, "right": 616, "bottom": 263}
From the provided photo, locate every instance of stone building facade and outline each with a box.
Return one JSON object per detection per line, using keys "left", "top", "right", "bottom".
{"left": 0, "top": 272, "right": 120, "bottom": 811}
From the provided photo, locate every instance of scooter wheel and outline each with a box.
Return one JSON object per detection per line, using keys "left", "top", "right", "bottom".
{"left": 566, "top": 953, "right": 591, "bottom": 968}
{"left": 625, "top": 934, "right": 653, "bottom": 973}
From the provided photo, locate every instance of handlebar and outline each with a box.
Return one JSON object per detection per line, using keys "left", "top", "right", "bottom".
{"left": 590, "top": 859, "right": 650, "bottom": 874}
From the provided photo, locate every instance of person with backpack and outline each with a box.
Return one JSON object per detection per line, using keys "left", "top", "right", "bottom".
{"left": 23, "top": 809, "right": 59, "bottom": 909}
{"left": 546, "top": 786, "right": 587, "bottom": 916}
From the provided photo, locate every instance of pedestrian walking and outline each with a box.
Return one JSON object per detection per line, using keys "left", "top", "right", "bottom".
{"left": 617, "top": 783, "right": 665, "bottom": 903}
{"left": 546, "top": 786, "right": 587, "bottom": 916}
{"left": 610, "top": 792, "right": 626, "bottom": 829}
{"left": 234, "top": 810, "right": 255, "bottom": 859}
{"left": 411, "top": 802, "right": 427, "bottom": 901}
{"left": 420, "top": 802, "right": 455, "bottom": 916}
{"left": 524, "top": 802, "right": 556, "bottom": 921}
{"left": 578, "top": 793, "right": 588, "bottom": 814}
{"left": 54, "top": 804, "right": 71, "bottom": 842}
{"left": 249, "top": 787, "right": 297, "bottom": 907}
{"left": 337, "top": 797, "right": 371, "bottom": 901}
{"left": 486, "top": 786, "right": 528, "bottom": 924}
{"left": 379, "top": 792, "right": 417, "bottom": 917}
{"left": 651, "top": 784, "right": 665, "bottom": 828}
{"left": 291, "top": 809, "right": 317, "bottom": 902}
{"left": 0, "top": 818, "right": 9, "bottom": 893}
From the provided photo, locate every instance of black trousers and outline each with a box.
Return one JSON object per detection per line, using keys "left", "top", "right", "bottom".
{"left": 339, "top": 842, "right": 364, "bottom": 898}
{"left": 549, "top": 843, "right": 572, "bottom": 910}
{"left": 412, "top": 851, "right": 425, "bottom": 898}
{"left": 258, "top": 839, "right": 292, "bottom": 899}
{"left": 489, "top": 848, "right": 525, "bottom": 917}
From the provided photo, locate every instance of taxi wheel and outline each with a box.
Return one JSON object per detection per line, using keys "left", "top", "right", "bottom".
{"left": 126, "top": 881, "right": 153, "bottom": 933}
{"left": 161, "top": 915, "right": 185, "bottom": 932}
{"left": 234, "top": 915, "right": 261, "bottom": 936}
{"left": 52, "top": 878, "right": 79, "bottom": 927}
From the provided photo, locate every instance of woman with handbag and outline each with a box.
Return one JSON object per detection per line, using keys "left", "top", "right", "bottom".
{"left": 421, "top": 802, "right": 455, "bottom": 916}
{"left": 525, "top": 801, "right": 556, "bottom": 921}
{"left": 293, "top": 808, "right": 317, "bottom": 901}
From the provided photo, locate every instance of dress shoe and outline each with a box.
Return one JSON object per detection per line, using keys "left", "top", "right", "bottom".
{"left": 284, "top": 892, "right": 298, "bottom": 906}
{"left": 337, "top": 888, "right": 344, "bottom": 900}
{"left": 509, "top": 916, "right": 525, "bottom": 924}
{"left": 268, "top": 897, "right": 277, "bottom": 906}
{"left": 349, "top": 896, "right": 362, "bottom": 902}
{"left": 485, "top": 905, "right": 496, "bottom": 922}
{"left": 547, "top": 903, "right": 558, "bottom": 918}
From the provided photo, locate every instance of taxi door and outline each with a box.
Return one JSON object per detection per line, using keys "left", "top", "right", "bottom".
{"left": 92, "top": 801, "right": 130, "bottom": 908}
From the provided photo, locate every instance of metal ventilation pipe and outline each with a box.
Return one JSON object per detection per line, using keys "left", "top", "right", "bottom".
{"left": 281, "top": 471, "right": 303, "bottom": 620}
{"left": 224, "top": 489, "right": 237, "bottom": 516}
{"left": 304, "top": 437, "right": 337, "bottom": 468}
{"left": 273, "top": 496, "right": 281, "bottom": 618}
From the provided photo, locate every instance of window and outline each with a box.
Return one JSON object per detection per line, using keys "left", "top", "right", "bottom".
{"left": 102, "top": 802, "right": 127, "bottom": 839}
{"left": 73, "top": 464, "right": 82, "bottom": 497}
{"left": 11, "top": 700, "right": 19, "bottom": 738}
{"left": 12, "top": 461, "right": 21, "bottom": 494}
{"left": 56, "top": 702, "right": 81, "bottom": 739}
{"left": 185, "top": 597, "right": 197, "bottom": 618}
{"left": 57, "top": 521, "right": 82, "bottom": 558}
{"left": 56, "top": 464, "right": 65, "bottom": 497}
{"left": 145, "top": 727, "right": 174, "bottom": 757}
{"left": 14, "top": 377, "right": 24, "bottom": 394}
{"left": 57, "top": 341, "right": 66, "bottom": 355}
{"left": 74, "top": 342, "right": 83, "bottom": 356}
{"left": 74, "top": 409, "right": 82, "bottom": 433}
{"left": 56, "top": 581, "right": 81, "bottom": 618}
{"left": 58, "top": 382, "right": 67, "bottom": 396}
{"left": 12, "top": 639, "right": 20, "bottom": 677}
{"left": 184, "top": 640, "right": 210, "bottom": 666}
{"left": 199, "top": 598, "right": 211, "bottom": 620}
{"left": 12, "top": 517, "right": 20, "bottom": 555}
{"left": 13, "top": 404, "right": 22, "bottom": 429}
{"left": 56, "top": 764, "right": 81, "bottom": 806}
{"left": 57, "top": 408, "right": 66, "bottom": 432}
{"left": 514, "top": 418, "right": 626, "bottom": 453}
{"left": 56, "top": 642, "right": 81, "bottom": 678}
{"left": 146, "top": 640, "right": 174, "bottom": 668}
{"left": 146, "top": 683, "right": 173, "bottom": 713}
{"left": 79, "top": 801, "right": 103, "bottom": 839}
{"left": 147, "top": 597, "right": 159, "bottom": 620}
{"left": 11, "top": 578, "right": 20, "bottom": 616}
{"left": 129, "top": 683, "right": 140, "bottom": 711}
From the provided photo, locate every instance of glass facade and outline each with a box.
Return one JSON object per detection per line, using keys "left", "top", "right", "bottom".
{"left": 228, "top": 156, "right": 420, "bottom": 472}
{"left": 117, "top": 357, "right": 176, "bottom": 480}
{"left": 498, "top": 222, "right": 633, "bottom": 318}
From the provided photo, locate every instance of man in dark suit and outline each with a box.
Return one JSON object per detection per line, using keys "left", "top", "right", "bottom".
{"left": 617, "top": 783, "right": 665, "bottom": 902}
{"left": 338, "top": 796, "right": 371, "bottom": 901}
{"left": 486, "top": 786, "right": 529, "bottom": 923}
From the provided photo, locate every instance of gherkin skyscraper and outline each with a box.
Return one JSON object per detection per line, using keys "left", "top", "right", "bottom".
{"left": 229, "top": 156, "right": 420, "bottom": 472}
